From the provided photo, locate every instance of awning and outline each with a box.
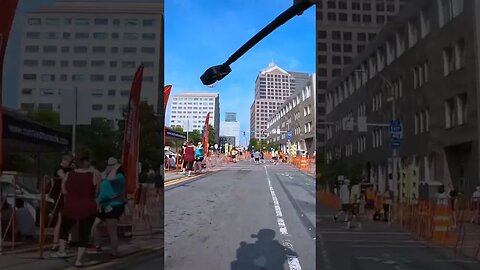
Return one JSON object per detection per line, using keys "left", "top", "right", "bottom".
{"left": 3, "top": 108, "right": 71, "bottom": 153}
{"left": 165, "top": 126, "right": 186, "bottom": 140}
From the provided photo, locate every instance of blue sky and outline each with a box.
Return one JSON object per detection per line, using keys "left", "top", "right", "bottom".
{"left": 3, "top": 0, "right": 55, "bottom": 108}
{"left": 165, "top": 0, "right": 315, "bottom": 141}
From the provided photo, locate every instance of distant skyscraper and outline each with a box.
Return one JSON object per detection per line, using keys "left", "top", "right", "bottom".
{"left": 220, "top": 121, "right": 240, "bottom": 147}
{"left": 17, "top": 0, "right": 163, "bottom": 124}
{"left": 169, "top": 92, "right": 220, "bottom": 142}
{"left": 250, "top": 62, "right": 309, "bottom": 140}
{"left": 225, "top": 112, "right": 237, "bottom": 122}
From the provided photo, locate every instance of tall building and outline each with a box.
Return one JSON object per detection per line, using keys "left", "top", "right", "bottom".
{"left": 316, "top": 0, "right": 409, "bottom": 151}
{"left": 225, "top": 112, "right": 237, "bottom": 122}
{"left": 17, "top": 0, "right": 163, "bottom": 124}
{"left": 324, "top": 0, "right": 478, "bottom": 197}
{"left": 220, "top": 121, "right": 240, "bottom": 147}
{"left": 250, "top": 62, "right": 309, "bottom": 140}
{"left": 267, "top": 73, "right": 316, "bottom": 154}
{"left": 169, "top": 92, "right": 220, "bottom": 142}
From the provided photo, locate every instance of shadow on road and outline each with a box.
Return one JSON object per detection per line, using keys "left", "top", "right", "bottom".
{"left": 230, "top": 229, "right": 297, "bottom": 270}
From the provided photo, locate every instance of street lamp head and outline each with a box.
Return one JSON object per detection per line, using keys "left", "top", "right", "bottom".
{"left": 200, "top": 64, "right": 232, "bottom": 87}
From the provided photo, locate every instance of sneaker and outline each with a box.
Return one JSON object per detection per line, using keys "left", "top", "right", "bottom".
{"left": 50, "top": 251, "right": 68, "bottom": 258}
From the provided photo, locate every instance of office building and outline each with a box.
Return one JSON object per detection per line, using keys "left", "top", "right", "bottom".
{"left": 169, "top": 92, "right": 220, "bottom": 142}
{"left": 316, "top": 0, "right": 409, "bottom": 150}
{"left": 250, "top": 62, "right": 309, "bottom": 140}
{"left": 324, "top": 0, "right": 479, "bottom": 197}
{"left": 17, "top": 0, "right": 163, "bottom": 124}
{"left": 267, "top": 73, "right": 316, "bottom": 154}
{"left": 225, "top": 112, "right": 237, "bottom": 122}
{"left": 220, "top": 121, "right": 240, "bottom": 147}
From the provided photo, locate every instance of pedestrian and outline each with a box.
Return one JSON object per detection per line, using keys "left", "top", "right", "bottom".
{"left": 91, "top": 157, "right": 126, "bottom": 257}
{"left": 51, "top": 152, "right": 99, "bottom": 267}
{"left": 334, "top": 180, "right": 351, "bottom": 226}
{"left": 180, "top": 142, "right": 187, "bottom": 174}
{"left": 272, "top": 150, "right": 278, "bottom": 165}
{"left": 348, "top": 183, "right": 362, "bottom": 230}
{"left": 48, "top": 153, "right": 74, "bottom": 251}
{"left": 194, "top": 142, "right": 204, "bottom": 173}
{"left": 470, "top": 186, "right": 480, "bottom": 224}
{"left": 250, "top": 149, "right": 255, "bottom": 163}
{"left": 449, "top": 185, "right": 459, "bottom": 229}
{"left": 382, "top": 188, "right": 393, "bottom": 223}
{"left": 254, "top": 150, "right": 260, "bottom": 164}
{"left": 260, "top": 151, "right": 265, "bottom": 164}
{"left": 183, "top": 140, "right": 196, "bottom": 177}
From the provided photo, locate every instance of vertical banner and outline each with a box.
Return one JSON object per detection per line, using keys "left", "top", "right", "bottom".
{"left": 0, "top": 0, "right": 19, "bottom": 173}
{"left": 122, "top": 64, "right": 144, "bottom": 195}
{"left": 164, "top": 85, "right": 172, "bottom": 144}
{"left": 202, "top": 112, "right": 210, "bottom": 156}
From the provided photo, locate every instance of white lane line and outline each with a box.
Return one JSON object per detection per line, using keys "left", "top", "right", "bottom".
{"left": 264, "top": 166, "right": 302, "bottom": 270}
{"left": 320, "top": 231, "right": 411, "bottom": 235}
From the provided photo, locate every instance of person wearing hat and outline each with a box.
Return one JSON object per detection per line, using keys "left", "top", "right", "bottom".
{"left": 334, "top": 180, "right": 351, "bottom": 226}
{"left": 470, "top": 186, "right": 480, "bottom": 223}
{"left": 194, "top": 142, "right": 205, "bottom": 173}
{"left": 91, "top": 157, "right": 125, "bottom": 257}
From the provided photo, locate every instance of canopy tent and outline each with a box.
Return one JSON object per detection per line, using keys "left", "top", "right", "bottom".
{"left": 165, "top": 126, "right": 186, "bottom": 141}
{"left": 3, "top": 108, "right": 71, "bottom": 153}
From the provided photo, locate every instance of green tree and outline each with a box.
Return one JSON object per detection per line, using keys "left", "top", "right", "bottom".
{"left": 138, "top": 102, "right": 163, "bottom": 169}
{"left": 188, "top": 130, "right": 202, "bottom": 144}
{"left": 208, "top": 124, "right": 216, "bottom": 145}
{"left": 249, "top": 138, "right": 259, "bottom": 150}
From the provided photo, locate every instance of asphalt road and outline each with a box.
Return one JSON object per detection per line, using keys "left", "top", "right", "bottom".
{"left": 164, "top": 161, "right": 316, "bottom": 270}
{"left": 317, "top": 204, "right": 480, "bottom": 270}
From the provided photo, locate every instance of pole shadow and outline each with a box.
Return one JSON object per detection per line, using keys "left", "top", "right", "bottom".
{"left": 231, "top": 228, "right": 297, "bottom": 270}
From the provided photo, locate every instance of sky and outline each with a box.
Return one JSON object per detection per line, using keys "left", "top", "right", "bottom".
{"left": 165, "top": 0, "right": 315, "bottom": 142}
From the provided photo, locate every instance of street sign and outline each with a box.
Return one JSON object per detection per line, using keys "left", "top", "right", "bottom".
{"left": 287, "top": 130, "right": 292, "bottom": 140}
{"left": 390, "top": 141, "right": 401, "bottom": 149}
{"left": 389, "top": 120, "right": 402, "bottom": 133}
{"left": 342, "top": 117, "right": 354, "bottom": 131}
{"left": 391, "top": 133, "right": 401, "bottom": 140}
{"left": 357, "top": 116, "right": 367, "bottom": 132}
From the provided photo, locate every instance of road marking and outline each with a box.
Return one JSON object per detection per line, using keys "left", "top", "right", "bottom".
{"left": 320, "top": 231, "right": 411, "bottom": 235}
{"left": 351, "top": 245, "right": 427, "bottom": 248}
{"left": 326, "top": 239, "right": 427, "bottom": 244}
{"left": 264, "top": 166, "right": 302, "bottom": 270}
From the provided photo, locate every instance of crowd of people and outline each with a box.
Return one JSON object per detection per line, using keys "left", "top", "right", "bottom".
{"left": 46, "top": 152, "right": 127, "bottom": 267}
{"left": 169, "top": 141, "right": 205, "bottom": 177}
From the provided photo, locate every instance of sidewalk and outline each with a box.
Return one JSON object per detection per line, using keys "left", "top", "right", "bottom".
{"left": 0, "top": 234, "right": 163, "bottom": 270}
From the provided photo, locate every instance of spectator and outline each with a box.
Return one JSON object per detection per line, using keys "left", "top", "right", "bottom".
{"left": 51, "top": 152, "right": 99, "bottom": 268}
{"left": 184, "top": 141, "right": 196, "bottom": 177}
{"left": 194, "top": 142, "right": 204, "bottom": 173}
{"left": 334, "top": 180, "right": 351, "bottom": 227}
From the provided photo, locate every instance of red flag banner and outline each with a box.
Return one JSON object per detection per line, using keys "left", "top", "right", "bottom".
{"left": 122, "top": 64, "right": 144, "bottom": 195}
{"left": 164, "top": 85, "right": 172, "bottom": 144}
{"left": 202, "top": 112, "right": 210, "bottom": 156}
{"left": 0, "top": 0, "right": 19, "bottom": 173}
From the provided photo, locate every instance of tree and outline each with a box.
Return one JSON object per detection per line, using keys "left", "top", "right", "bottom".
{"left": 207, "top": 124, "right": 216, "bottom": 145}
{"left": 249, "top": 138, "right": 259, "bottom": 150}
{"left": 138, "top": 102, "right": 163, "bottom": 170}
{"left": 188, "top": 130, "right": 202, "bottom": 144}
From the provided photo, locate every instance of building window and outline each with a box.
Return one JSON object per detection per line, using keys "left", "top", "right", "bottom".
{"left": 344, "top": 44, "right": 352, "bottom": 52}
{"left": 111, "top": 47, "right": 119, "bottom": 53}
{"left": 318, "top": 55, "right": 327, "bottom": 64}
{"left": 332, "top": 56, "right": 341, "bottom": 65}
{"left": 332, "top": 43, "right": 341, "bottom": 52}
{"left": 72, "top": 74, "right": 85, "bottom": 81}
{"left": 43, "top": 46, "right": 57, "bottom": 53}
{"left": 396, "top": 30, "right": 406, "bottom": 57}
{"left": 445, "top": 98, "right": 455, "bottom": 128}
{"left": 63, "top": 32, "right": 71, "bottom": 39}
{"left": 123, "top": 47, "right": 137, "bottom": 53}
{"left": 339, "top": 13, "right": 348, "bottom": 22}
{"left": 318, "top": 30, "right": 327, "bottom": 39}
{"left": 363, "top": 15, "right": 372, "bottom": 23}
{"left": 143, "top": 19, "right": 155, "bottom": 26}
{"left": 332, "top": 69, "right": 341, "bottom": 77}
{"left": 319, "top": 43, "right": 327, "bottom": 51}
{"left": 443, "top": 46, "right": 455, "bottom": 76}
{"left": 91, "top": 60, "right": 105, "bottom": 67}
{"left": 92, "top": 104, "right": 103, "bottom": 111}
{"left": 353, "top": 14, "right": 361, "bottom": 22}
{"left": 75, "top": 32, "right": 89, "bottom": 39}
{"left": 344, "top": 56, "right": 352, "bottom": 64}
{"left": 425, "top": 109, "right": 430, "bottom": 131}
{"left": 343, "top": 32, "right": 352, "bottom": 41}
{"left": 142, "top": 33, "right": 156, "bottom": 40}
{"left": 124, "top": 33, "right": 139, "bottom": 40}
{"left": 352, "top": 2, "right": 360, "bottom": 10}
{"left": 73, "top": 60, "right": 87, "bottom": 67}
{"left": 108, "top": 89, "right": 116, "bottom": 96}
{"left": 90, "top": 75, "right": 104, "bottom": 82}
{"left": 41, "top": 74, "right": 55, "bottom": 82}
{"left": 327, "top": 1, "right": 336, "bottom": 8}
{"left": 93, "top": 32, "right": 107, "bottom": 40}
{"left": 75, "top": 18, "right": 90, "bottom": 26}
{"left": 24, "top": 60, "right": 38, "bottom": 67}
{"left": 22, "top": 88, "right": 34, "bottom": 95}
{"left": 122, "top": 61, "right": 136, "bottom": 68}
{"left": 439, "top": 0, "right": 464, "bottom": 27}
{"left": 60, "top": 60, "right": 68, "bottom": 67}
{"left": 456, "top": 93, "right": 467, "bottom": 125}
{"left": 38, "top": 103, "right": 53, "bottom": 110}
{"left": 408, "top": 19, "right": 419, "bottom": 48}
{"left": 92, "top": 46, "right": 106, "bottom": 53}
{"left": 42, "top": 60, "right": 55, "bottom": 67}
{"left": 94, "top": 18, "right": 108, "bottom": 25}
{"left": 328, "top": 13, "right": 337, "bottom": 22}
{"left": 141, "top": 47, "right": 155, "bottom": 54}
{"left": 377, "top": 15, "right": 385, "bottom": 24}
{"left": 368, "top": 33, "right": 376, "bottom": 41}
{"left": 363, "top": 3, "right": 371, "bottom": 11}
{"left": 455, "top": 38, "right": 466, "bottom": 70}
{"left": 332, "top": 31, "right": 341, "bottom": 40}
{"left": 357, "top": 45, "right": 365, "bottom": 52}
{"left": 74, "top": 46, "right": 88, "bottom": 53}
{"left": 26, "top": 32, "right": 41, "bottom": 39}
{"left": 357, "top": 33, "right": 366, "bottom": 41}
{"left": 420, "top": 8, "right": 431, "bottom": 38}
{"left": 27, "top": 18, "right": 41, "bottom": 25}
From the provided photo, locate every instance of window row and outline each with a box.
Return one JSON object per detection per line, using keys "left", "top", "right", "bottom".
{"left": 23, "top": 59, "right": 155, "bottom": 68}
{"left": 22, "top": 74, "right": 155, "bottom": 83}
{"left": 445, "top": 93, "right": 467, "bottom": 128}
{"left": 443, "top": 38, "right": 466, "bottom": 76}
{"left": 325, "top": 1, "right": 396, "bottom": 12}
{"left": 26, "top": 31, "right": 157, "bottom": 41}
{"left": 27, "top": 18, "right": 156, "bottom": 27}
{"left": 414, "top": 109, "right": 430, "bottom": 134}
{"left": 25, "top": 45, "right": 156, "bottom": 54}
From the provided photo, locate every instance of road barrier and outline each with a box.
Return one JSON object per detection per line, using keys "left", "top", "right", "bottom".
{"left": 317, "top": 191, "right": 341, "bottom": 209}
{"left": 288, "top": 156, "right": 315, "bottom": 176}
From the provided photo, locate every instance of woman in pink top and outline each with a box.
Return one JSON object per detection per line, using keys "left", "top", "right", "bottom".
{"left": 183, "top": 140, "right": 196, "bottom": 177}
{"left": 51, "top": 152, "right": 99, "bottom": 267}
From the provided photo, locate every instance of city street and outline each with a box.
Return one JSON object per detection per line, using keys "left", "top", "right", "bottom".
{"left": 317, "top": 204, "right": 480, "bottom": 270}
{"left": 164, "top": 161, "right": 315, "bottom": 270}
